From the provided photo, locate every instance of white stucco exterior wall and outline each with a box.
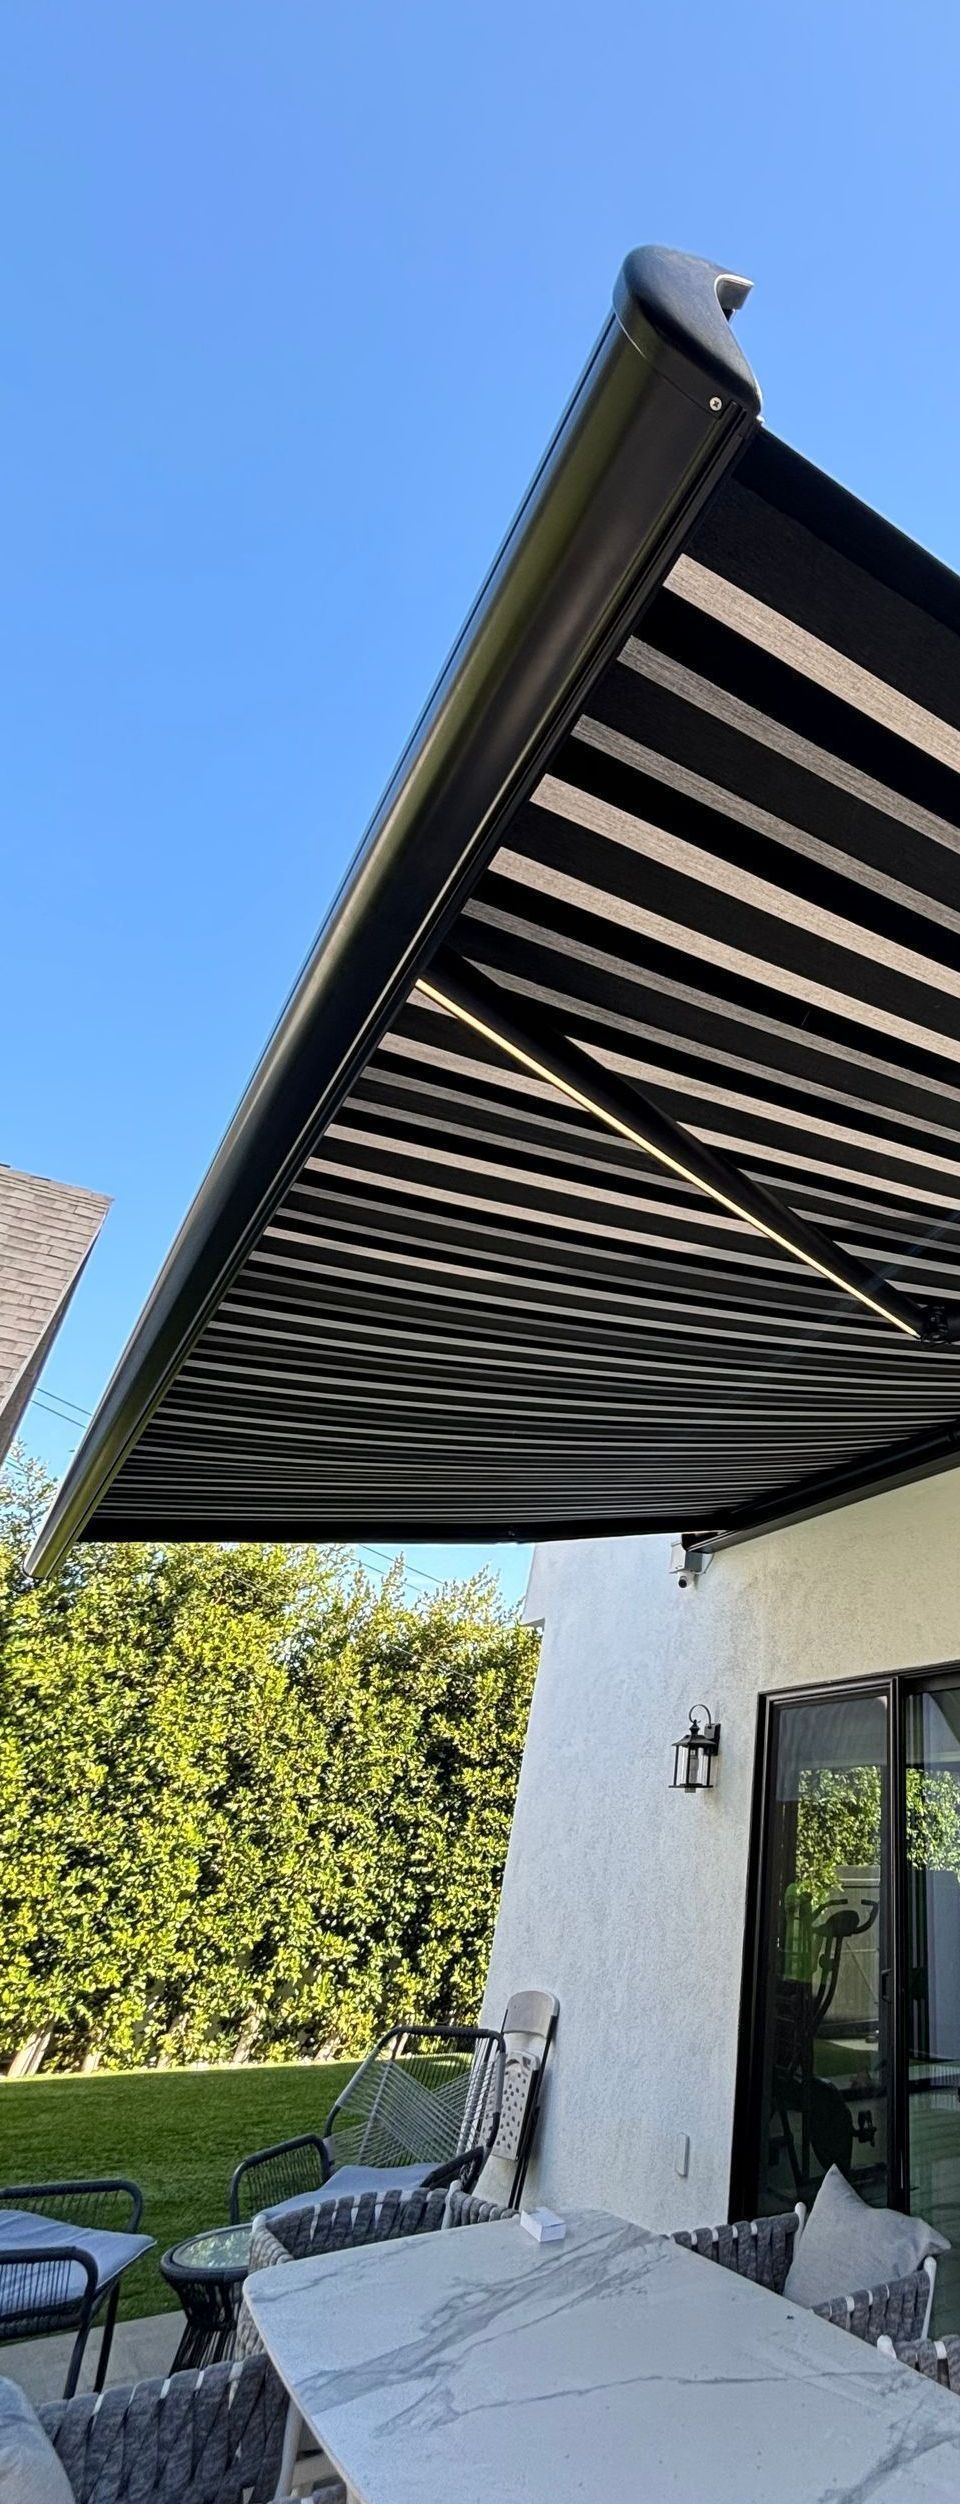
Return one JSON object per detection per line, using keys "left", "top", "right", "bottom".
{"left": 482, "top": 1470, "right": 960, "bottom": 2229}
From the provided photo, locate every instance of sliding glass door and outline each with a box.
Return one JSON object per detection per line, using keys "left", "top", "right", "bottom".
{"left": 906, "top": 1680, "right": 960, "bottom": 2330}
{"left": 740, "top": 1668, "right": 960, "bottom": 2331}
{"left": 749, "top": 1687, "right": 894, "bottom": 2221}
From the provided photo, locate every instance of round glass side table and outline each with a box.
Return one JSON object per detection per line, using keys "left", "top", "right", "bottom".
{"left": 160, "top": 2221, "right": 253, "bottom": 2369}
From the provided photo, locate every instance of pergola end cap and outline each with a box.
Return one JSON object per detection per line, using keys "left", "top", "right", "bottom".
{"left": 614, "top": 245, "right": 761, "bottom": 420}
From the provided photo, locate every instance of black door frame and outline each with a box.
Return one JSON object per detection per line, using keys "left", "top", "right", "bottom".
{"left": 728, "top": 1666, "right": 960, "bottom": 2221}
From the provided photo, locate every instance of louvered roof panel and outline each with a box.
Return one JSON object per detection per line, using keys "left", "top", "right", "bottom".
{"left": 28, "top": 252, "right": 960, "bottom": 1570}
{"left": 98, "top": 421, "right": 960, "bottom": 1534}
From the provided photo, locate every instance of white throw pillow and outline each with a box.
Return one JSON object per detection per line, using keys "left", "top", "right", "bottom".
{"left": 0, "top": 2375, "right": 73, "bottom": 2504}
{"left": 784, "top": 2165, "right": 949, "bottom": 2308}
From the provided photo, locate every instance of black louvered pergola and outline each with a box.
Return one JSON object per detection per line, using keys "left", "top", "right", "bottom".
{"left": 30, "top": 247, "right": 960, "bottom": 1574}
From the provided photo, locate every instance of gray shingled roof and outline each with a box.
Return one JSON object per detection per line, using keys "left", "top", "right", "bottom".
{"left": 0, "top": 1166, "right": 110, "bottom": 1465}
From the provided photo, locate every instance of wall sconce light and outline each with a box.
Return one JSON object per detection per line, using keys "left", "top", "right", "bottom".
{"left": 672, "top": 1706, "right": 721, "bottom": 1792}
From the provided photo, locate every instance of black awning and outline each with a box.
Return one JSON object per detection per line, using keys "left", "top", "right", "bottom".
{"left": 29, "top": 249, "right": 960, "bottom": 1572}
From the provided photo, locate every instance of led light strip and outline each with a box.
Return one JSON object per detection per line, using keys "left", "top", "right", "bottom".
{"left": 417, "top": 976, "right": 920, "bottom": 1341}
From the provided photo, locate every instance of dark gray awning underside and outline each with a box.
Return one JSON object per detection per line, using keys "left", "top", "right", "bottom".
{"left": 29, "top": 252, "right": 960, "bottom": 1570}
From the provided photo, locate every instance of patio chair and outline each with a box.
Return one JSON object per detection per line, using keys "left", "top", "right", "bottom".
{"left": 877, "top": 2332, "right": 960, "bottom": 2391}
{"left": 673, "top": 2206, "right": 806, "bottom": 2295}
{"left": 0, "top": 2177, "right": 151, "bottom": 2398}
{"left": 229, "top": 2022, "right": 506, "bottom": 2222}
{"left": 673, "top": 2207, "right": 936, "bottom": 2340}
{"left": 486, "top": 1989, "right": 559, "bottom": 2210}
{"left": 812, "top": 2262, "right": 936, "bottom": 2344}
{"left": 235, "top": 2182, "right": 508, "bottom": 2362}
{"left": 3, "top": 2352, "right": 318, "bottom": 2503}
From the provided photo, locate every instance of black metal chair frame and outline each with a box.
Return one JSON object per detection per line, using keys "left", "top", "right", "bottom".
{"left": 229, "top": 2131, "right": 333, "bottom": 2227}
{"left": 0, "top": 2176, "right": 144, "bottom": 2397}
{"left": 229, "top": 2025, "right": 505, "bottom": 2223}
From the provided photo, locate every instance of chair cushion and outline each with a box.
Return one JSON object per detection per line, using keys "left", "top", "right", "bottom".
{"left": 0, "top": 2374, "right": 73, "bottom": 2504}
{"left": 263, "top": 2163, "right": 433, "bottom": 2222}
{"left": 0, "top": 2210, "right": 153, "bottom": 2318}
{"left": 783, "top": 2166, "right": 949, "bottom": 2308}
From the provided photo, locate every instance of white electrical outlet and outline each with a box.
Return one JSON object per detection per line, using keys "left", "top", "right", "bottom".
{"left": 674, "top": 2133, "right": 690, "bottom": 2178}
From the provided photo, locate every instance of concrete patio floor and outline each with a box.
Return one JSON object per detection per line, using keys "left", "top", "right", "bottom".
{"left": 3, "top": 2310, "right": 180, "bottom": 2407}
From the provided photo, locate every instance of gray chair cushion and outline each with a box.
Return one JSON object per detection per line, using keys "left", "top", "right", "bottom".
{"left": 0, "top": 2374, "right": 73, "bottom": 2504}
{"left": 0, "top": 2209, "right": 153, "bottom": 2317}
{"left": 783, "top": 2166, "right": 949, "bottom": 2308}
{"left": 263, "top": 2163, "right": 432, "bottom": 2222}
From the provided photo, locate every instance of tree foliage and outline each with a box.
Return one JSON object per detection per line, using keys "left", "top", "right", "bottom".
{"left": 0, "top": 1450, "right": 539, "bottom": 2073}
{"left": 795, "top": 1763, "right": 960, "bottom": 1908}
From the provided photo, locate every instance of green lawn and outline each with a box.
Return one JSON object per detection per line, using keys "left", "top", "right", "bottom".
{"left": 0, "top": 2064, "right": 352, "bottom": 2319}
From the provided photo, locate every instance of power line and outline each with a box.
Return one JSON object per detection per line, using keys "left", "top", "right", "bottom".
{"left": 29, "top": 1385, "right": 93, "bottom": 1423}
{"left": 31, "top": 1393, "right": 90, "bottom": 1426}
{"left": 356, "top": 1543, "right": 444, "bottom": 1588}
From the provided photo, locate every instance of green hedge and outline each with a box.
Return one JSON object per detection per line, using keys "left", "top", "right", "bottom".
{"left": 0, "top": 1452, "right": 539, "bottom": 2073}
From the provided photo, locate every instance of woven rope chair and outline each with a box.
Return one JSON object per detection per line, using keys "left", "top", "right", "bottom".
{"left": 877, "top": 2332, "right": 960, "bottom": 2391}
{"left": 443, "top": 2188, "right": 507, "bottom": 2228}
{"left": 812, "top": 2266, "right": 936, "bottom": 2344}
{"left": 673, "top": 2208, "right": 805, "bottom": 2295}
{"left": 39, "top": 2352, "right": 298, "bottom": 2504}
{"left": 322, "top": 2029, "right": 503, "bottom": 2179}
{"left": 0, "top": 2178, "right": 146, "bottom": 2398}
{"left": 236, "top": 2183, "right": 509, "bottom": 2362}
{"left": 230, "top": 2025, "right": 506, "bottom": 2222}
{"left": 673, "top": 2207, "right": 935, "bottom": 2342}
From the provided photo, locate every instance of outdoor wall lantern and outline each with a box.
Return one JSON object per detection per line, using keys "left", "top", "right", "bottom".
{"left": 672, "top": 1706, "right": 721, "bottom": 1792}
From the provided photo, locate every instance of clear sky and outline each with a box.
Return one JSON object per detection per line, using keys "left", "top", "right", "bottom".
{"left": 6, "top": 0, "right": 960, "bottom": 1611}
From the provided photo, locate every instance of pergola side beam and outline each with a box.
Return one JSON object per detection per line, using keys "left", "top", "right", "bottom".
{"left": 29, "top": 245, "right": 761, "bottom": 1579}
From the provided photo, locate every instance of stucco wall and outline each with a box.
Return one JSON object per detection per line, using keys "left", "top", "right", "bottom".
{"left": 482, "top": 1469, "right": 960, "bottom": 2228}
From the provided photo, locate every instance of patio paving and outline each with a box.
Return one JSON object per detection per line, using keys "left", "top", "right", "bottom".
{"left": 2, "top": 2309, "right": 180, "bottom": 2407}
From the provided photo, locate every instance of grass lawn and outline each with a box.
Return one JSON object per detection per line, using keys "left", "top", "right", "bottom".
{"left": 0, "top": 2063, "right": 353, "bottom": 2319}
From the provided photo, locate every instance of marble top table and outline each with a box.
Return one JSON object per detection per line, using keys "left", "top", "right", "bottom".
{"left": 243, "top": 2208, "right": 960, "bottom": 2502}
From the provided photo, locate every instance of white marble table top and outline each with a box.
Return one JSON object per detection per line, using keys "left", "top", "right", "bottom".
{"left": 243, "top": 2207, "right": 960, "bottom": 2502}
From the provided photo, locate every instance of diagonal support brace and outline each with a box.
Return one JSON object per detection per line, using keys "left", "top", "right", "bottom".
{"left": 419, "top": 949, "right": 932, "bottom": 1345}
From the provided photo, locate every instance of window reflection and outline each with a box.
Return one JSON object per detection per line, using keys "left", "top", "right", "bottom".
{"left": 758, "top": 1694, "right": 888, "bottom": 2215}
{"left": 751, "top": 1678, "right": 960, "bottom": 2331}
{"left": 907, "top": 1685, "right": 960, "bottom": 2334}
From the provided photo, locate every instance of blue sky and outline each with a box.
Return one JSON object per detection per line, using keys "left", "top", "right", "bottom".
{"left": 6, "top": 1, "right": 960, "bottom": 1612}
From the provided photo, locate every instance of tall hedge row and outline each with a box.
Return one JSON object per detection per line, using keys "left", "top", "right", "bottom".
{"left": 0, "top": 1452, "right": 538, "bottom": 2073}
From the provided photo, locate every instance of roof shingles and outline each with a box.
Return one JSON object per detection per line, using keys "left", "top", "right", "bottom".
{"left": 0, "top": 1166, "right": 110, "bottom": 1464}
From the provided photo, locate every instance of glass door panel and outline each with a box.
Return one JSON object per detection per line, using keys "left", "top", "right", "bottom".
{"left": 906, "top": 1682, "right": 960, "bottom": 2332}
{"left": 755, "top": 1690, "right": 891, "bottom": 2216}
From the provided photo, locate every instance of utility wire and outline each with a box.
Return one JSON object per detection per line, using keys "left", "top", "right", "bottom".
{"left": 30, "top": 1392, "right": 91, "bottom": 1426}
{"left": 29, "top": 1385, "right": 93, "bottom": 1422}
{"left": 357, "top": 1543, "right": 445, "bottom": 1588}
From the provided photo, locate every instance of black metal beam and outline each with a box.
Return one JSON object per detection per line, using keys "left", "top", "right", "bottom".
{"left": 420, "top": 950, "right": 928, "bottom": 1344}
{"left": 81, "top": 1511, "right": 732, "bottom": 1546}
{"left": 690, "top": 1414, "right": 960, "bottom": 1553}
{"left": 30, "top": 247, "right": 761, "bottom": 1577}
